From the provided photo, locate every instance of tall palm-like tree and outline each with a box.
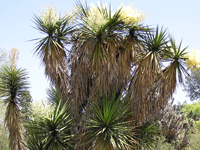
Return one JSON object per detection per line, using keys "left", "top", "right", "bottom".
{"left": 69, "top": 2, "right": 151, "bottom": 117}
{"left": 70, "top": 2, "right": 126, "bottom": 113}
{"left": 33, "top": 2, "right": 190, "bottom": 149}
{"left": 33, "top": 6, "right": 74, "bottom": 97}
{"left": 161, "top": 38, "right": 188, "bottom": 98}
{"left": 0, "top": 66, "right": 29, "bottom": 150}
{"left": 128, "top": 26, "right": 169, "bottom": 122}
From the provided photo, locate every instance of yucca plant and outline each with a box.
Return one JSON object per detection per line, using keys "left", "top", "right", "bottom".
{"left": 128, "top": 26, "right": 170, "bottom": 122}
{"left": 70, "top": 2, "right": 126, "bottom": 110}
{"left": 32, "top": 2, "right": 191, "bottom": 149}
{"left": 161, "top": 38, "right": 189, "bottom": 99}
{"left": 134, "top": 122, "right": 160, "bottom": 150}
{"left": 33, "top": 2, "right": 190, "bottom": 123}
{"left": 0, "top": 66, "right": 29, "bottom": 150}
{"left": 46, "top": 86, "right": 62, "bottom": 106}
{"left": 25, "top": 133, "right": 45, "bottom": 150}
{"left": 82, "top": 93, "right": 137, "bottom": 150}
{"left": 26, "top": 95, "right": 75, "bottom": 150}
{"left": 33, "top": 6, "right": 74, "bottom": 96}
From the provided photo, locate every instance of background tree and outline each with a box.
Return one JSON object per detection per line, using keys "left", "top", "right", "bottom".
{"left": 181, "top": 101, "right": 200, "bottom": 131}
{"left": 182, "top": 101, "right": 200, "bottom": 120}
{"left": 0, "top": 101, "right": 9, "bottom": 150}
{"left": 20, "top": 91, "right": 32, "bottom": 123}
{"left": 184, "top": 71, "right": 200, "bottom": 101}
{"left": 173, "top": 101, "right": 187, "bottom": 113}
{"left": 0, "top": 50, "right": 7, "bottom": 125}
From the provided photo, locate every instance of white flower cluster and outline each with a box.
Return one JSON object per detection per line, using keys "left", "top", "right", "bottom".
{"left": 30, "top": 100, "right": 55, "bottom": 120}
{"left": 39, "top": 5, "right": 59, "bottom": 25}
{"left": 119, "top": 4, "right": 146, "bottom": 25}
{"left": 185, "top": 49, "right": 200, "bottom": 72}
{"left": 85, "top": 2, "right": 108, "bottom": 32}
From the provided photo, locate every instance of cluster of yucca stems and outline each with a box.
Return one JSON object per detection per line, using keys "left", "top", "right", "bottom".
{"left": 20, "top": 1, "right": 197, "bottom": 149}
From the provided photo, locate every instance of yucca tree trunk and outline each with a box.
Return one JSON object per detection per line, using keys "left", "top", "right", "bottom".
{"left": 5, "top": 102, "right": 25, "bottom": 150}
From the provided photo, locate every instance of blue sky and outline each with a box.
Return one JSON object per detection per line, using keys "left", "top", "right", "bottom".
{"left": 0, "top": 0, "right": 199, "bottom": 103}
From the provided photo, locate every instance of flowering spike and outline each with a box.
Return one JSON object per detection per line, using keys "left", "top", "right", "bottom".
{"left": 119, "top": 3, "right": 146, "bottom": 25}
{"left": 39, "top": 5, "right": 59, "bottom": 25}
{"left": 185, "top": 48, "right": 200, "bottom": 72}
